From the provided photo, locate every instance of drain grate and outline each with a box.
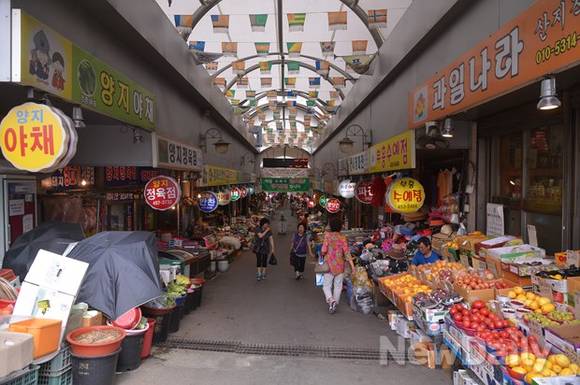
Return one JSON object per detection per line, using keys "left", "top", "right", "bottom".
{"left": 160, "top": 338, "right": 409, "bottom": 362}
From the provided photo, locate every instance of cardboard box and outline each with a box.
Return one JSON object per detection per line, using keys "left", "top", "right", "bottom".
{"left": 471, "top": 256, "right": 487, "bottom": 272}
{"left": 554, "top": 250, "right": 580, "bottom": 268}
{"left": 544, "top": 324, "right": 580, "bottom": 364}
{"left": 494, "top": 279, "right": 519, "bottom": 298}
{"left": 455, "top": 235, "right": 489, "bottom": 254}
{"left": 485, "top": 244, "right": 546, "bottom": 261}
{"left": 0, "top": 331, "right": 34, "bottom": 378}
{"left": 532, "top": 376, "right": 580, "bottom": 385}
{"left": 501, "top": 271, "right": 532, "bottom": 287}
{"left": 475, "top": 236, "right": 522, "bottom": 255}
{"left": 453, "top": 283, "right": 495, "bottom": 305}
{"left": 395, "top": 315, "right": 412, "bottom": 339}
{"left": 537, "top": 276, "right": 580, "bottom": 305}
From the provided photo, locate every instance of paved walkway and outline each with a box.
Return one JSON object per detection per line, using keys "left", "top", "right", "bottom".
{"left": 117, "top": 210, "right": 453, "bottom": 385}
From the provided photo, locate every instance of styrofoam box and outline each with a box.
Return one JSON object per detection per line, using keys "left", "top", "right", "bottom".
{"left": 0, "top": 331, "right": 34, "bottom": 378}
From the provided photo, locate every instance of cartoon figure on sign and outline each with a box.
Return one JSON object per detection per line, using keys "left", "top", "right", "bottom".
{"left": 51, "top": 52, "right": 65, "bottom": 91}
{"left": 29, "top": 30, "right": 51, "bottom": 81}
{"left": 413, "top": 86, "right": 427, "bottom": 123}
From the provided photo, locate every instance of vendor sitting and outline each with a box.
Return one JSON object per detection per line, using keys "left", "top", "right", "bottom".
{"left": 411, "top": 237, "right": 441, "bottom": 265}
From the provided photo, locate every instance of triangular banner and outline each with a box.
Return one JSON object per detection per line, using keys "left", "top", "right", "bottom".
{"left": 286, "top": 61, "right": 300, "bottom": 75}
{"left": 260, "top": 61, "right": 272, "bottom": 74}
{"left": 249, "top": 14, "right": 268, "bottom": 32}
{"left": 255, "top": 42, "right": 270, "bottom": 56}
{"left": 286, "top": 42, "right": 302, "bottom": 57}
{"left": 211, "top": 14, "right": 230, "bottom": 33}
{"left": 320, "top": 41, "right": 336, "bottom": 57}
{"left": 232, "top": 60, "right": 246, "bottom": 75}
{"left": 309, "top": 77, "right": 321, "bottom": 88}
{"left": 221, "top": 42, "right": 238, "bottom": 57}
{"left": 328, "top": 11, "right": 347, "bottom": 31}
{"left": 261, "top": 77, "right": 272, "bottom": 87}
{"left": 174, "top": 15, "right": 194, "bottom": 40}
{"left": 339, "top": 54, "right": 376, "bottom": 75}
{"left": 352, "top": 40, "right": 368, "bottom": 55}
{"left": 287, "top": 13, "right": 306, "bottom": 32}
{"left": 368, "top": 9, "right": 387, "bottom": 29}
{"left": 315, "top": 60, "right": 330, "bottom": 76}
{"left": 188, "top": 41, "right": 205, "bottom": 52}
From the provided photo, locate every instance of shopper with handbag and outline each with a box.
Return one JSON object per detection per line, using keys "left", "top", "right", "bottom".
{"left": 317, "top": 216, "right": 355, "bottom": 314}
{"left": 253, "top": 218, "right": 275, "bottom": 281}
{"left": 290, "top": 223, "right": 312, "bottom": 280}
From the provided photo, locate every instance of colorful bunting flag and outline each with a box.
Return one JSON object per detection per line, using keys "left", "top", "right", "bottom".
{"left": 289, "top": 107, "right": 297, "bottom": 117}
{"left": 340, "top": 54, "right": 376, "bottom": 75}
{"left": 308, "top": 90, "right": 319, "bottom": 99}
{"left": 267, "top": 90, "right": 278, "bottom": 100}
{"left": 290, "top": 121, "right": 297, "bottom": 130}
{"left": 309, "top": 77, "right": 321, "bottom": 88}
{"left": 284, "top": 77, "right": 297, "bottom": 88}
{"left": 255, "top": 42, "right": 270, "bottom": 56}
{"left": 287, "top": 13, "right": 306, "bottom": 32}
{"left": 221, "top": 42, "right": 238, "bottom": 57}
{"left": 287, "top": 101, "right": 297, "bottom": 108}
{"left": 232, "top": 60, "right": 246, "bottom": 75}
{"left": 205, "top": 61, "right": 218, "bottom": 73}
{"left": 230, "top": 98, "right": 240, "bottom": 105}
{"left": 273, "top": 111, "right": 281, "bottom": 120}
{"left": 188, "top": 41, "right": 205, "bottom": 52}
{"left": 283, "top": 91, "right": 296, "bottom": 99}
{"left": 261, "top": 77, "right": 272, "bottom": 87}
{"left": 352, "top": 40, "right": 368, "bottom": 55}
{"left": 211, "top": 15, "right": 230, "bottom": 33}
{"left": 249, "top": 14, "right": 268, "bottom": 32}
{"left": 245, "top": 90, "right": 256, "bottom": 99}
{"left": 315, "top": 60, "right": 330, "bottom": 75}
{"left": 174, "top": 15, "right": 194, "bottom": 40}
{"left": 213, "top": 77, "right": 226, "bottom": 88}
{"left": 329, "top": 90, "right": 340, "bottom": 99}
{"left": 326, "top": 99, "right": 337, "bottom": 112}
{"left": 368, "top": 9, "right": 387, "bottom": 29}
{"left": 237, "top": 77, "right": 249, "bottom": 89}
{"left": 225, "top": 89, "right": 235, "bottom": 98}
{"left": 286, "top": 42, "right": 302, "bottom": 57}
{"left": 328, "top": 11, "right": 347, "bottom": 31}
{"left": 286, "top": 61, "right": 300, "bottom": 75}
{"left": 259, "top": 61, "right": 272, "bottom": 74}
{"left": 276, "top": 121, "right": 283, "bottom": 131}
{"left": 320, "top": 41, "right": 336, "bottom": 57}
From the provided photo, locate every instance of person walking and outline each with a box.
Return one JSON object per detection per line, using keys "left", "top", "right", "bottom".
{"left": 290, "top": 223, "right": 312, "bottom": 280}
{"left": 320, "top": 217, "right": 355, "bottom": 314}
{"left": 253, "top": 218, "right": 275, "bottom": 281}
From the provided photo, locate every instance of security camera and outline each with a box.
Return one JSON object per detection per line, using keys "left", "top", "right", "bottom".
{"left": 425, "top": 121, "right": 440, "bottom": 137}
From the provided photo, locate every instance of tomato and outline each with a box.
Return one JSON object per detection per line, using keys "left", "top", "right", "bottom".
{"left": 450, "top": 308, "right": 458, "bottom": 316}
{"left": 463, "top": 321, "right": 471, "bottom": 329}
{"left": 452, "top": 313, "right": 463, "bottom": 322}
{"left": 479, "top": 308, "right": 490, "bottom": 317}
{"left": 494, "top": 321, "right": 504, "bottom": 329}
{"left": 502, "top": 320, "right": 510, "bottom": 328}
{"left": 500, "top": 331, "right": 509, "bottom": 339}
{"left": 472, "top": 300, "right": 485, "bottom": 309}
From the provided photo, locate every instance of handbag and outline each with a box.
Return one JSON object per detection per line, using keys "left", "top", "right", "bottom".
{"left": 314, "top": 256, "right": 329, "bottom": 274}
{"left": 268, "top": 254, "right": 278, "bottom": 265}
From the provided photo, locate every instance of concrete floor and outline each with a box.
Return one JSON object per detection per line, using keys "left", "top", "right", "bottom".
{"left": 117, "top": 209, "right": 453, "bottom": 385}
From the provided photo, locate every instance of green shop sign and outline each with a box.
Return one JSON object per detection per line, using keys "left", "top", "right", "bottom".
{"left": 261, "top": 178, "right": 310, "bottom": 192}
{"left": 17, "top": 11, "right": 156, "bottom": 131}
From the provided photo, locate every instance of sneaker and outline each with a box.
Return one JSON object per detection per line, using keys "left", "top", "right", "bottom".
{"left": 329, "top": 301, "right": 337, "bottom": 314}
{"left": 261, "top": 273, "right": 266, "bottom": 280}
{"left": 295, "top": 271, "right": 300, "bottom": 280}
{"left": 299, "top": 273, "right": 304, "bottom": 280}
{"left": 256, "top": 272, "right": 261, "bottom": 281}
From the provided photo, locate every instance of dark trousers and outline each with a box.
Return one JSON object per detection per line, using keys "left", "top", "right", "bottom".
{"left": 256, "top": 253, "right": 268, "bottom": 268}
{"left": 294, "top": 256, "right": 306, "bottom": 273}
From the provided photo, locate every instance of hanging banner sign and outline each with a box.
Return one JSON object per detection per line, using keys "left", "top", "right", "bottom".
{"left": 319, "top": 195, "right": 328, "bottom": 208}
{"left": 217, "top": 190, "right": 231, "bottom": 206}
{"left": 198, "top": 191, "right": 219, "bottom": 213}
{"left": 338, "top": 150, "right": 368, "bottom": 176}
{"left": 325, "top": 198, "right": 341, "bottom": 214}
{"left": 144, "top": 176, "right": 181, "bottom": 211}
{"left": 355, "top": 180, "right": 374, "bottom": 205}
{"left": 40, "top": 166, "right": 95, "bottom": 192}
{"left": 154, "top": 134, "right": 203, "bottom": 171}
{"left": 0, "top": 103, "right": 69, "bottom": 172}
{"left": 14, "top": 11, "right": 156, "bottom": 131}
{"left": 261, "top": 178, "right": 310, "bottom": 192}
{"left": 200, "top": 165, "right": 239, "bottom": 187}
{"left": 386, "top": 177, "right": 425, "bottom": 213}
{"left": 409, "top": 0, "right": 580, "bottom": 129}
{"left": 369, "top": 130, "right": 416, "bottom": 173}
{"left": 338, "top": 180, "right": 356, "bottom": 198}
{"left": 230, "top": 187, "right": 241, "bottom": 201}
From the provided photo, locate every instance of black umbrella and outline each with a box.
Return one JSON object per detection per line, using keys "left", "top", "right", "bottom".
{"left": 3, "top": 222, "right": 84, "bottom": 280}
{"left": 66, "top": 232, "right": 162, "bottom": 320}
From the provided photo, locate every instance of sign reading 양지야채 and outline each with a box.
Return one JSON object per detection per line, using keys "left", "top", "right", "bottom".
{"left": 386, "top": 178, "right": 425, "bottom": 214}
{"left": 355, "top": 180, "right": 374, "bottom": 204}
{"left": 199, "top": 191, "right": 219, "bottom": 213}
{"left": 325, "top": 198, "right": 341, "bottom": 214}
{"left": 409, "top": 0, "right": 580, "bottom": 128}
{"left": 0, "top": 103, "right": 68, "bottom": 172}
{"left": 144, "top": 176, "right": 181, "bottom": 211}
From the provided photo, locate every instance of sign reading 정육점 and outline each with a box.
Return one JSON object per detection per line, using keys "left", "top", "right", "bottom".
{"left": 325, "top": 198, "right": 341, "bottom": 214}
{"left": 409, "top": 0, "right": 580, "bottom": 128}
{"left": 0, "top": 103, "right": 68, "bottom": 172}
{"left": 144, "top": 176, "right": 181, "bottom": 211}
{"left": 199, "top": 191, "right": 219, "bottom": 213}
{"left": 386, "top": 177, "right": 425, "bottom": 213}
{"left": 355, "top": 180, "right": 374, "bottom": 204}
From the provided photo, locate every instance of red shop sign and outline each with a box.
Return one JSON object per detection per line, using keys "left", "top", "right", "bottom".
{"left": 325, "top": 198, "right": 341, "bottom": 214}
{"left": 144, "top": 176, "right": 181, "bottom": 211}
{"left": 355, "top": 180, "right": 373, "bottom": 204}
{"left": 240, "top": 187, "right": 248, "bottom": 198}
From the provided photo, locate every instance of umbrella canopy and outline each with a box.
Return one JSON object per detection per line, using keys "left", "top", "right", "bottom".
{"left": 3, "top": 222, "right": 84, "bottom": 280}
{"left": 66, "top": 231, "right": 162, "bottom": 320}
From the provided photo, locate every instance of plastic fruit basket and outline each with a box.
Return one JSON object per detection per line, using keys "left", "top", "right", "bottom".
{"left": 0, "top": 365, "right": 39, "bottom": 385}
{"left": 39, "top": 345, "right": 71, "bottom": 376}
{"left": 38, "top": 368, "right": 72, "bottom": 385}
{"left": 8, "top": 319, "right": 61, "bottom": 359}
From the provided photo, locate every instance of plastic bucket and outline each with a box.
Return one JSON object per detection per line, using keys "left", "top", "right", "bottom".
{"left": 193, "top": 286, "right": 203, "bottom": 308}
{"left": 151, "top": 313, "right": 171, "bottom": 344}
{"left": 117, "top": 331, "right": 145, "bottom": 372}
{"left": 141, "top": 318, "right": 155, "bottom": 359}
{"left": 168, "top": 304, "right": 183, "bottom": 333}
{"left": 184, "top": 289, "right": 195, "bottom": 314}
{"left": 71, "top": 349, "right": 120, "bottom": 385}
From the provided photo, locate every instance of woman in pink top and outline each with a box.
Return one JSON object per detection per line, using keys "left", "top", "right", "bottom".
{"left": 321, "top": 217, "right": 355, "bottom": 314}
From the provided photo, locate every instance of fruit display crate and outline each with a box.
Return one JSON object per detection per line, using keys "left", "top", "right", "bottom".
{"left": 37, "top": 368, "right": 71, "bottom": 385}
{"left": 39, "top": 345, "right": 71, "bottom": 376}
{"left": 0, "top": 365, "right": 39, "bottom": 385}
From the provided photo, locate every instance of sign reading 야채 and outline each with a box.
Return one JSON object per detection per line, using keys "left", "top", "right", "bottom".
{"left": 16, "top": 11, "right": 156, "bottom": 131}
{"left": 154, "top": 135, "right": 203, "bottom": 171}
{"left": 0, "top": 103, "right": 68, "bottom": 172}
{"left": 144, "top": 176, "right": 181, "bottom": 211}
{"left": 409, "top": 0, "right": 580, "bottom": 129}
{"left": 199, "top": 191, "right": 219, "bottom": 213}
{"left": 386, "top": 178, "right": 425, "bottom": 213}
{"left": 369, "top": 130, "right": 415, "bottom": 173}
{"left": 261, "top": 178, "right": 310, "bottom": 192}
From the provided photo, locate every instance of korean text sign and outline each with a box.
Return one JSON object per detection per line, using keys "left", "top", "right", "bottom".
{"left": 18, "top": 12, "right": 156, "bottom": 131}
{"left": 144, "top": 176, "right": 181, "bottom": 211}
{"left": 355, "top": 180, "right": 374, "bottom": 204}
{"left": 386, "top": 178, "right": 425, "bottom": 213}
{"left": 261, "top": 178, "right": 310, "bottom": 192}
{"left": 325, "top": 198, "right": 341, "bottom": 214}
{"left": 409, "top": 0, "right": 580, "bottom": 128}
{"left": 0, "top": 103, "right": 67, "bottom": 172}
{"left": 155, "top": 136, "right": 203, "bottom": 171}
{"left": 369, "top": 130, "right": 415, "bottom": 173}
{"left": 201, "top": 165, "right": 239, "bottom": 187}
{"left": 199, "top": 191, "right": 219, "bottom": 213}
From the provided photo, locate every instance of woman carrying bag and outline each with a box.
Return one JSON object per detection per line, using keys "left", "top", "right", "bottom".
{"left": 290, "top": 223, "right": 312, "bottom": 280}
{"left": 316, "top": 216, "right": 355, "bottom": 314}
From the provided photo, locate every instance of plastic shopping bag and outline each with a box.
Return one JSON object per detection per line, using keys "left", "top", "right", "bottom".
{"left": 315, "top": 273, "right": 324, "bottom": 287}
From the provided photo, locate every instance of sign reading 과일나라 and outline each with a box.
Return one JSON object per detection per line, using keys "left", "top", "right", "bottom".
{"left": 144, "top": 176, "right": 181, "bottom": 211}
{"left": 369, "top": 130, "right": 415, "bottom": 173}
{"left": 409, "top": 0, "right": 580, "bottom": 129}
{"left": 355, "top": 180, "right": 374, "bottom": 205}
{"left": 0, "top": 103, "right": 68, "bottom": 172}
{"left": 386, "top": 177, "right": 425, "bottom": 214}
{"left": 325, "top": 198, "right": 341, "bottom": 214}
{"left": 199, "top": 191, "right": 219, "bottom": 213}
